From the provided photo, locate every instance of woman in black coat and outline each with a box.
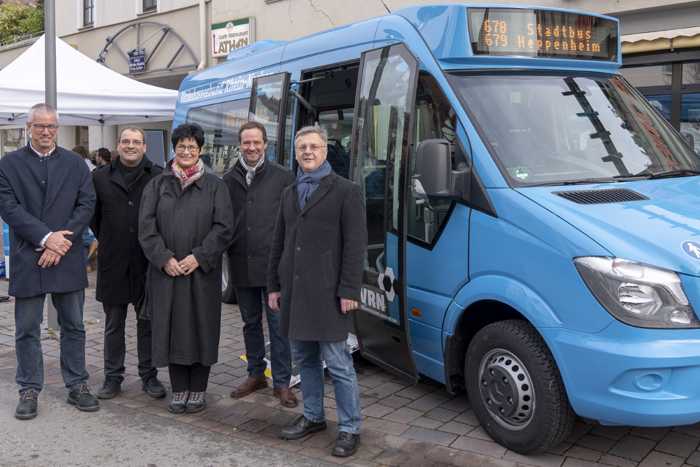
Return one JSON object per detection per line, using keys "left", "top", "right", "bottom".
{"left": 139, "top": 123, "right": 234, "bottom": 414}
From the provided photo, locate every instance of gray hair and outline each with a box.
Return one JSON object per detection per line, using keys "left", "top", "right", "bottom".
{"left": 294, "top": 125, "right": 328, "bottom": 145}
{"left": 27, "top": 103, "right": 59, "bottom": 123}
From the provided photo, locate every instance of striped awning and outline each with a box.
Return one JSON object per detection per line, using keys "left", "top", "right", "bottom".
{"left": 622, "top": 26, "right": 700, "bottom": 54}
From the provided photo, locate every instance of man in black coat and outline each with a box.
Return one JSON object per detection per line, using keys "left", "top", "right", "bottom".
{"left": 0, "top": 103, "right": 98, "bottom": 420}
{"left": 91, "top": 128, "right": 166, "bottom": 400}
{"left": 224, "top": 122, "right": 297, "bottom": 408}
{"left": 268, "top": 126, "right": 367, "bottom": 458}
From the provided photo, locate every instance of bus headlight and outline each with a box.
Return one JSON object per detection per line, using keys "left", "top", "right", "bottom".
{"left": 574, "top": 257, "right": 700, "bottom": 328}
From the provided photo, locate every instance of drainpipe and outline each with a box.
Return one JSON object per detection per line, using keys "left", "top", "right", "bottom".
{"left": 198, "top": 0, "right": 207, "bottom": 70}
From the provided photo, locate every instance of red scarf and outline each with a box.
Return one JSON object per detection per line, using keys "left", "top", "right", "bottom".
{"left": 172, "top": 159, "right": 204, "bottom": 190}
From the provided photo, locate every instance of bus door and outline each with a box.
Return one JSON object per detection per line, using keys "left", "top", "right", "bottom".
{"left": 351, "top": 44, "right": 418, "bottom": 382}
{"left": 249, "top": 72, "right": 290, "bottom": 162}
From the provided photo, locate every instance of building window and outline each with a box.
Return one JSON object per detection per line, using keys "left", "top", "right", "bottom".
{"left": 83, "top": 0, "right": 94, "bottom": 27}
{"left": 143, "top": 0, "right": 157, "bottom": 13}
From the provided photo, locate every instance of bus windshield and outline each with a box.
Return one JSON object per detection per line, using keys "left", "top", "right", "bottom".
{"left": 449, "top": 73, "right": 700, "bottom": 186}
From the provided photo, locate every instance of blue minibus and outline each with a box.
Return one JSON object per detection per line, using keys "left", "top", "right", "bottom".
{"left": 174, "top": 4, "right": 700, "bottom": 453}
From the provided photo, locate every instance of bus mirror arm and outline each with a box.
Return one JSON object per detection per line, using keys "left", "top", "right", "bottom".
{"left": 415, "top": 138, "right": 470, "bottom": 202}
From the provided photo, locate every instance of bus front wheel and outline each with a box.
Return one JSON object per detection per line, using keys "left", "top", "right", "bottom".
{"left": 465, "top": 320, "right": 574, "bottom": 454}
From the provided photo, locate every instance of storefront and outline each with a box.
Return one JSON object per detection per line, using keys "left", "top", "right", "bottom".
{"left": 620, "top": 28, "right": 700, "bottom": 154}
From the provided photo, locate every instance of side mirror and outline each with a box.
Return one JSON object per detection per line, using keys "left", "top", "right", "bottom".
{"left": 414, "top": 139, "right": 470, "bottom": 200}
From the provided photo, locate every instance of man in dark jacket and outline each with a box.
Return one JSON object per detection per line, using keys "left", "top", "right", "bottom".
{"left": 91, "top": 127, "right": 165, "bottom": 400}
{"left": 0, "top": 103, "right": 98, "bottom": 420}
{"left": 268, "top": 126, "right": 367, "bottom": 458}
{"left": 224, "top": 121, "right": 297, "bottom": 408}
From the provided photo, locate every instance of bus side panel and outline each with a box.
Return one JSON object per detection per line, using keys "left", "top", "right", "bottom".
{"left": 406, "top": 205, "right": 470, "bottom": 381}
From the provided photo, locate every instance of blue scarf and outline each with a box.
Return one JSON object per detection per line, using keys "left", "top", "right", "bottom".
{"left": 296, "top": 161, "right": 332, "bottom": 209}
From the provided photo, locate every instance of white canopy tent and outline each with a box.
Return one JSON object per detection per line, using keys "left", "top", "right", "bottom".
{"left": 0, "top": 35, "right": 178, "bottom": 126}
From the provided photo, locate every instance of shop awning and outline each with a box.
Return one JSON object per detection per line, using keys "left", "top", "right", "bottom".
{"left": 622, "top": 26, "right": 700, "bottom": 54}
{"left": 0, "top": 35, "right": 178, "bottom": 126}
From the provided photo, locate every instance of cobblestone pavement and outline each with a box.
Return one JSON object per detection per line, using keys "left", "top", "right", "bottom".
{"left": 1, "top": 276, "right": 699, "bottom": 467}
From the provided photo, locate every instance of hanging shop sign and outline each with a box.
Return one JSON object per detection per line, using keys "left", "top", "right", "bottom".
{"left": 127, "top": 47, "right": 146, "bottom": 73}
{"left": 211, "top": 18, "right": 254, "bottom": 58}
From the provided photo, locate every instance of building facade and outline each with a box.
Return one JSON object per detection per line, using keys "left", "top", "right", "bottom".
{"left": 0, "top": 0, "right": 697, "bottom": 156}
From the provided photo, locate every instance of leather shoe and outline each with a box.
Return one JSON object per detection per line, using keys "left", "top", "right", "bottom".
{"left": 67, "top": 384, "right": 100, "bottom": 412}
{"left": 280, "top": 415, "right": 327, "bottom": 440}
{"left": 230, "top": 376, "right": 267, "bottom": 399}
{"left": 273, "top": 387, "right": 298, "bottom": 408}
{"left": 142, "top": 376, "right": 166, "bottom": 399}
{"left": 332, "top": 432, "right": 360, "bottom": 457}
{"left": 97, "top": 379, "right": 121, "bottom": 400}
{"left": 15, "top": 389, "right": 38, "bottom": 420}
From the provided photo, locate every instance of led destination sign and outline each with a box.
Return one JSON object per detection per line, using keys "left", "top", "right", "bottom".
{"left": 468, "top": 8, "right": 618, "bottom": 61}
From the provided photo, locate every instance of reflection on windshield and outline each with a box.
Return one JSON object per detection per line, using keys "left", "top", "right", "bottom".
{"left": 450, "top": 73, "right": 700, "bottom": 186}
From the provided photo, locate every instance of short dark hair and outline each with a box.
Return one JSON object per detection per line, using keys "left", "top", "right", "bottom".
{"left": 72, "top": 145, "right": 89, "bottom": 159}
{"left": 238, "top": 121, "right": 267, "bottom": 143}
{"left": 96, "top": 147, "right": 111, "bottom": 163}
{"left": 171, "top": 123, "right": 204, "bottom": 149}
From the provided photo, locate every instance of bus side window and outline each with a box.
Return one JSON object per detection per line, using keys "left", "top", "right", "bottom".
{"left": 408, "top": 73, "right": 468, "bottom": 244}
{"left": 186, "top": 98, "right": 250, "bottom": 175}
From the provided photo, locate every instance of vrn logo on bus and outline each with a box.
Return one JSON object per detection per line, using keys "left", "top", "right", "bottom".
{"left": 361, "top": 287, "right": 387, "bottom": 314}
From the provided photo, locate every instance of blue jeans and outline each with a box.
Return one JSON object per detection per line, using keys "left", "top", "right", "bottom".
{"left": 292, "top": 338, "right": 361, "bottom": 434}
{"left": 236, "top": 286, "right": 292, "bottom": 388}
{"left": 15, "top": 290, "right": 89, "bottom": 392}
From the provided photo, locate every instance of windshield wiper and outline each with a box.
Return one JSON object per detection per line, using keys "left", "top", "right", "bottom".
{"left": 540, "top": 177, "right": 618, "bottom": 186}
{"left": 645, "top": 169, "right": 700, "bottom": 179}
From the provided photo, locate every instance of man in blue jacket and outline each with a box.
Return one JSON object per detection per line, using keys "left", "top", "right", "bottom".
{"left": 0, "top": 103, "right": 98, "bottom": 420}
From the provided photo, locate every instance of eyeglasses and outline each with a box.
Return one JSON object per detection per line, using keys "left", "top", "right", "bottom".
{"left": 31, "top": 124, "right": 58, "bottom": 131}
{"left": 295, "top": 143, "right": 326, "bottom": 153}
{"left": 175, "top": 144, "right": 200, "bottom": 153}
{"left": 119, "top": 139, "right": 144, "bottom": 146}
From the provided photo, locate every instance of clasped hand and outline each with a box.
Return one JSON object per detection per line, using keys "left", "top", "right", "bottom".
{"left": 164, "top": 255, "right": 199, "bottom": 277}
{"left": 37, "top": 230, "right": 73, "bottom": 268}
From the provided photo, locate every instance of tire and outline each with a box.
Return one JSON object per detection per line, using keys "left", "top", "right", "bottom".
{"left": 465, "top": 320, "right": 574, "bottom": 454}
{"left": 221, "top": 252, "right": 237, "bottom": 304}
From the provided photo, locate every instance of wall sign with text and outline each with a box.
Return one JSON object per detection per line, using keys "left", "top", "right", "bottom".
{"left": 211, "top": 18, "right": 254, "bottom": 58}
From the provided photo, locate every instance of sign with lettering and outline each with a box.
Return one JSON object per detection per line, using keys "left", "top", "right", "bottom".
{"left": 211, "top": 18, "right": 253, "bottom": 58}
{"left": 128, "top": 47, "right": 146, "bottom": 73}
{"left": 468, "top": 8, "right": 617, "bottom": 61}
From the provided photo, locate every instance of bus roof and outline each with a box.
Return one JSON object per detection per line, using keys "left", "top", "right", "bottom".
{"left": 178, "top": 4, "right": 620, "bottom": 106}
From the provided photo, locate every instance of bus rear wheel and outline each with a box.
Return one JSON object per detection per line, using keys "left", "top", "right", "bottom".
{"left": 465, "top": 320, "right": 574, "bottom": 454}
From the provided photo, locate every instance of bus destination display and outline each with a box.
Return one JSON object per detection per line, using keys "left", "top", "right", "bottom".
{"left": 468, "top": 8, "right": 618, "bottom": 61}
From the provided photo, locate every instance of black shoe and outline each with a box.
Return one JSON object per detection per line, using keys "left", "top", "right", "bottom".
{"left": 142, "top": 376, "right": 166, "bottom": 399}
{"left": 97, "top": 379, "right": 121, "bottom": 400}
{"left": 168, "top": 391, "right": 189, "bottom": 414}
{"left": 280, "top": 415, "right": 327, "bottom": 440}
{"left": 185, "top": 391, "right": 206, "bottom": 413}
{"left": 15, "top": 389, "right": 38, "bottom": 420}
{"left": 67, "top": 384, "right": 100, "bottom": 412}
{"left": 332, "top": 432, "right": 360, "bottom": 457}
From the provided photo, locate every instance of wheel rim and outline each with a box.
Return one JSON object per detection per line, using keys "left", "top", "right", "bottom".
{"left": 221, "top": 254, "right": 229, "bottom": 293}
{"left": 478, "top": 348, "right": 535, "bottom": 430}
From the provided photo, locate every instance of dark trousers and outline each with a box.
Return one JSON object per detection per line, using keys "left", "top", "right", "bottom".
{"left": 15, "top": 291, "right": 89, "bottom": 392}
{"left": 103, "top": 303, "right": 156, "bottom": 384}
{"left": 236, "top": 286, "right": 292, "bottom": 389}
{"left": 168, "top": 363, "right": 210, "bottom": 392}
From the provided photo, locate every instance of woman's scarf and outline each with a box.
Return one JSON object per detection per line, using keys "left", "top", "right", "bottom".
{"left": 296, "top": 160, "right": 332, "bottom": 209}
{"left": 239, "top": 156, "right": 265, "bottom": 186}
{"left": 172, "top": 159, "right": 205, "bottom": 190}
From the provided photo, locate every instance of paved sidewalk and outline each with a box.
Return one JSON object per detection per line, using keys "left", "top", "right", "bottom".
{"left": 1, "top": 276, "right": 699, "bottom": 467}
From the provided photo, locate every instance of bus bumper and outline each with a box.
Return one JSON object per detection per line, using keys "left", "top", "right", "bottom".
{"left": 544, "top": 322, "right": 700, "bottom": 427}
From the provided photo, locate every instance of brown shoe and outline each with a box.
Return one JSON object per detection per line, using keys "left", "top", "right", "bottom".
{"left": 273, "top": 387, "right": 298, "bottom": 408}
{"left": 230, "top": 376, "right": 267, "bottom": 399}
